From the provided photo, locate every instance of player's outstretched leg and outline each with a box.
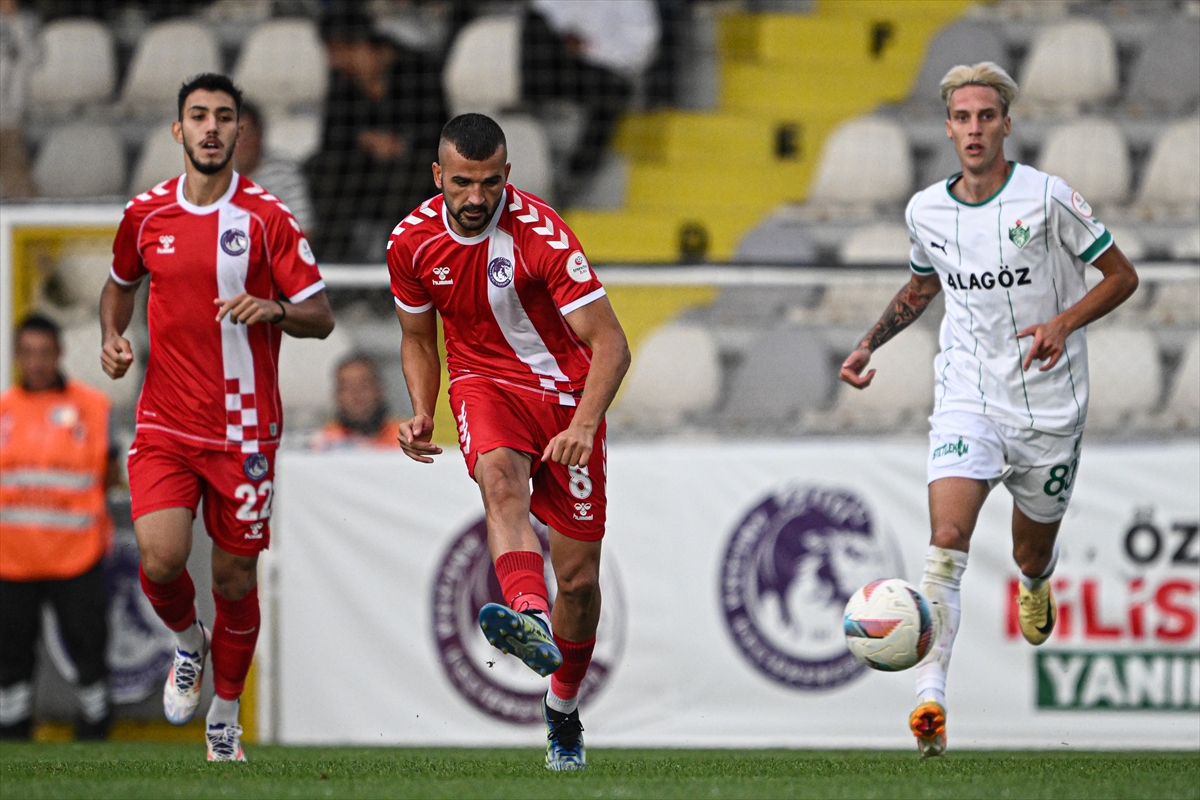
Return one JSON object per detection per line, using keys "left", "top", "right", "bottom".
{"left": 543, "top": 634, "right": 595, "bottom": 770}
{"left": 479, "top": 550, "right": 562, "bottom": 676}
{"left": 912, "top": 545, "right": 967, "bottom": 757}
{"left": 139, "top": 566, "right": 210, "bottom": 725}
{"left": 205, "top": 586, "right": 260, "bottom": 762}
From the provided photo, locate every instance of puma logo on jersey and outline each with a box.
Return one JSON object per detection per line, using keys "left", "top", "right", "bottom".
{"left": 944, "top": 267, "right": 1031, "bottom": 291}
{"left": 930, "top": 239, "right": 948, "bottom": 254}
{"left": 157, "top": 235, "right": 175, "bottom": 254}
{"left": 432, "top": 266, "right": 453, "bottom": 285}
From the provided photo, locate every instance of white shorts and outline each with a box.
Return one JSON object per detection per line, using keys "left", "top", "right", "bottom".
{"left": 927, "top": 410, "right": 1083, "bottom": 524}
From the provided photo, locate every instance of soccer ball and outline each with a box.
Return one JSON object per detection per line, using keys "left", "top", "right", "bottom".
{"left": 843, "top": 578, "right": 934, "bottom": 672}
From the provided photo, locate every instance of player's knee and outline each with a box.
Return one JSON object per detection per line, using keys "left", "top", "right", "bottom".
{"left": 211, "top": 568, "right": 256, "bottom": 601}
{"left": 555, "top": 569, "right": 600, "bottom": 610}
{"left": 477, "top": 462, "right": 526, "bottom": 509}
{"left": 930, "top": 523, "right": 970, "bottom": 552}
{"left": 139, "top": 549, "right": 187, "bottom": 583}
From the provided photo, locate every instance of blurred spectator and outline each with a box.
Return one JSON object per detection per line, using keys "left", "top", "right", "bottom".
{"left": 310, "top": 354, "right": 402, "bottom": 449}
{"left": 523, "top": 0, "right": 660, "bottom": 195}
{"left": 309, "top": 4, "right": 446, "bottom": 263}
{"left": 0, "top": 315, "right": 119, "bottom": 740}
{"left": 0, "top": 0, "right": 39, "bottom": 199}
{"left": 234, "top": 100, "right": 316, "bottom": 234}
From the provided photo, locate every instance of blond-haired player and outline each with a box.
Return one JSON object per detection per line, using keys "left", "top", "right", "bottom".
{"left": 840, "top": 62, "right": 1138, "bottom": 757}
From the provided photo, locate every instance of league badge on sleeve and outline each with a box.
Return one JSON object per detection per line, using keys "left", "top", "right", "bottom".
{"left": 1008, "top": 220, "right": 1031, "bottom": 249}
{"left": 243, "top": 453, "right": 269, "bottom": 481}
{"left": 566, "top": 251, "right": 591, "bottom": 283}
{"left": 1071, "top": 190, "right": 1093, "bottom": 218}
{"left": 298, "top": 237, "right": 316, "bottom": 265}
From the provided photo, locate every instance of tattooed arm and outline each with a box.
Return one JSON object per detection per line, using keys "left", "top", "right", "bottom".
{"left": 839, "top": 272, "right": 942, "bottom": 389}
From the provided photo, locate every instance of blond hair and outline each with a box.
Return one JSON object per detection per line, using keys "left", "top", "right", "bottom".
{"left": 940, "top": 62, "right": 1018, "bottom": 116}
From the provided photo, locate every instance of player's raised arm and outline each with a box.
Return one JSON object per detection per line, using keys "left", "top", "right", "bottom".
{"left": 543, "top": 297, "right": 630, "bottom": 467}
{"left": 394, "top": 305, "right": 443, "bottom": 463}
{"left": 1018, "top": 243, "right": 1138, "bottom": 371}
{"left": 840, "top": 271, "right": 942, "bottom": 389}
{"left": 99, "top": 276, "right": 138, "bottom": 379}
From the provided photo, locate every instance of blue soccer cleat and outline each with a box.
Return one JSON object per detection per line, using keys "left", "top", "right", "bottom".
{"left": 477, "top": 603, "right": 562, "bottom": 677}
{"left": 542, "top": 697, "right": 586, "bottom": 771}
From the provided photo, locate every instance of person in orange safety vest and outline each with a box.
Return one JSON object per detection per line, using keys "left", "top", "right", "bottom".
{"left": 309, "top": 354, "right": 402, "bottom": 449}
{"left": 0, "top": 314, "right": 120, "bottom": 739}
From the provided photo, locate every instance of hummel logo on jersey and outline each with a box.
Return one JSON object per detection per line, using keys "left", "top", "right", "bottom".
{"left": 245, "top": 522, "right": 264, "bottom": 540}
{"left": 573, "top": 502, "right": 594, "bottom": 521}
{"left": 932, "top": 437, "right": 969, "bottom": 460}
{"left": 1008, "top": 220, "right": 1031, "bottom": 249}
{"left": 943, "top": 266, "right": 1031, "bottom": 291}
{"left": 157, "top": 235, "right": 175, "bottom": 254}
{"left": 930, "top": 239, "right": 948, "bottom": 255}
{"left": 432, "top": 266, "right": 453, "bottom": 286}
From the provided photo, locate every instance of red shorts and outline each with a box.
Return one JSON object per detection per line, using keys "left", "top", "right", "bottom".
{"left": 127, "top": 431, "right": 275, "bottom": 557}
{"left": 449, "top": 378, "right": 606, "bottom": 541}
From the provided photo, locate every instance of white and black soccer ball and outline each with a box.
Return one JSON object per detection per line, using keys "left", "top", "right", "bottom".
{"left": 843, "top": 578, "right": 934, "bottom": 672}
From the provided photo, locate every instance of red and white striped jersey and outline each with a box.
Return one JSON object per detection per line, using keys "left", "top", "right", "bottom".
{"left": 387, "top": 187, "right": 605, "bottom": 406}
{"left": 111, "top": 173, "right": 325, "bottom": 453}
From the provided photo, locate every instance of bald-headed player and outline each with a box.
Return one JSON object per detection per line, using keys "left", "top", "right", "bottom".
{"left": 387, "top": 114, "right": 629, "bottom": 770}
{"left": 839, "top": 62, "right": 1138, "bottom": 756}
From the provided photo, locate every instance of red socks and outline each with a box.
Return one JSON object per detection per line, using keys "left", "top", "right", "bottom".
{"left": 495, "top": 550, "right": 550, "bottom": 616}
{"left": 139, "top": 566, "right": 197, "bottom": 632}
{"left": 550, "top": 635, "right": 595, "bottom": 701}
{"left": 211, "top": 587, "right": 260, "bottom": 700}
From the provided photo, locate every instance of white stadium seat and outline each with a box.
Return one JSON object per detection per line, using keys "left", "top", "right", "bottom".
{"left": 27, "top": 19, "right": 116, "bottom": 115}
{"left": 443, "top": 14, "right": 522, "bottom": 117}
{"left": 1104, "top": 227, "right": 1145, "bottom": 263}
{"left": 1169, "top": 229, "right": 1200, "bottom": 261}
{"left": 1146, "top": 280, "right": 1200, "bottom": 327}
{"left": 611, "top": 324, "right": 721, "bottom": 427}
{"left": 1019, "top": 20, "right": 1118, "bottom": 113}
{"left": 233, "top": 19, "right": 328, "bottom": 117}
{"left": 839, "top": 223, "right": 912, "bottom": 265}
{"left": 814, "top": 328, "right": 935, "bottom": 432}
{"left": 55, "top": 242, "right": 114, "bottom": 311}
{"left": 276, "top": 326, "right": 355, "bottom": 431}
{"left": 120, "top": 20, "right": 221, "bottom": 117}
{"left": 1038, "top": 119, "right": 1130, "bottom": 207}
{"left": 1134, "top": 117, "right": 1200, "bottom": 221}
{"left": 129, "top": 125, "right": 184, "bottom": 195}
{"left": 722, "top": 328, "right": 833, "bottom": 427}
{"left": 33, "top": 123, "right": 124, "bottom": 198}
{"left": 1155, "top": 333, "right": 1200, "bottom": 431}
{"left": 264, "top": 112, "right": 322, "bottom": 163}
{"left": 1086, "top": 328, "right": 1161, "bottom": 430}
{"left": 492, "top": 114, "right": 552, "bottom": 200}
{"left": 805, "top": 116, "right": 912, "bottom": 216}
{"left": 60, "top": 322, "right": 143, "bottom": 409}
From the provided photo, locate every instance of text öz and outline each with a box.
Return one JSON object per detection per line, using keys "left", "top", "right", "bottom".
{"left": 943, "top": 267, "right": 1031, "bottom": 291}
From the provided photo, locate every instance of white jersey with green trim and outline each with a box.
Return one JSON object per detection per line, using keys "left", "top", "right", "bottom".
{"left": 906, "top": 162, "right": 1113, "bottom": 435}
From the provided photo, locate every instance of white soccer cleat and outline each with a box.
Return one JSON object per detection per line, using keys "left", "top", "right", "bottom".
{"left": 163, "top": 621, "right": 210, "bottom": 725}
{"left": 205, "top": 723, "right": 246, "bottom": 762}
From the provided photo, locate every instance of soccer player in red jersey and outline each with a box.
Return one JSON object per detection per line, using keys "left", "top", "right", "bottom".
{"left": 99, "top": 74, "right": 334, "bottom": 761}
{"left": 388, "top": 114, "right": 630, "bottom": 770}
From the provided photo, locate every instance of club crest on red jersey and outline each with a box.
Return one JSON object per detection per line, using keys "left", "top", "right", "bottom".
{"left": 220, "top": 229, "right": 248, "bottom": 256}
{"left": 487, "top": 257, "right": 513, "bottom": 288}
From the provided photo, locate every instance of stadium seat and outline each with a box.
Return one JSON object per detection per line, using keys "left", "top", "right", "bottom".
{"left": 1133, "top": 117, "right": 1200, "bottom": 220}
{"left": 60, "top": 322, "right": 143, "bottom": 409}
{"left": 1086, "top": 328, "right": 1161, "bottom": 430}
{"left": 492, "top": 114, "right": 552, "bottom": 200}
{"left": 918, "top": 142, "right": 963, "bottom": 190}
{"left": 733, "top": 219, "right": 819, "bottom": 264}
{"left": 27, "top": 19, "right": 116, "bottom": 116}
{"left": 902, "top": 20, "right": 1009, "bottom": 115}
{"left": 129, "top": 125, "right": 184, "bottom": 195}
{"left": 265, "top": 113, "right": 322, "bottom": 163}
{"left": 804, "top": 116, "right": 912, "bottom": 218}
{"left": 1170, "top": 229, "right": 1200, "bottom": 261}
{"left": 1124, "top": 19, "right": 1200, "bottom": 116}
{"left": 610, "top": 324, "right": 721, "bottom": 427}
{"left": 55, "top": 242, "right": 114, "bottom": 311}
{"left": 812, "top": 328, "right": 935, "bottom": 432}
{"left": 1155, "top": 332, "right": 1200, "bottom": 431}
{"left": 1037, "top": 119, "right": 1130, "bottom": 207}
{"left": 33, "top": 123, "right": 125, "bottom": 198}
{"left": 1104, "top": 227, "right": 1145, "bottom": 263}
{"left": 1018, "top": 20, "right": 1118, "bottom": 114}
{"left": 721, "top": 328, "right": 832, "bottom": 428}
{"left": 442, "top": 14, "right": 521, "bottom": 117}
{"left": 1146, "top": 280, "right": 1200, "bottom": 326}
{"left": 276, "top": 325, "right": 355, "bottom": 431}
{"left": 233, "top": 19, "right": 328, "bottom": 117}
{"left": 788, "top": 281, "right": 905, "bottom": 327}
{"left": 839, "top": 223, "right": 912, "bottom": 266}
{"left": 120, "top": 20, "right": 221, "bottom": 117}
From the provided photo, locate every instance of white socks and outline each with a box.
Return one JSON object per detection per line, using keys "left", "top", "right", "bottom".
{"left": 176, "top": 619, "right": 205, "bottom": 655}
{"left": 77, "top": 681, "right": 109, "bottom": 725}
{"left": 915, "top": 545, "right": 969, "bottom": 708}
{"left": 207, "top": 696, "right": 239, "bottom": 727}
{"left": 1018, "top": 542, "right": 1059, "bottom": 592}
{"left": 0, "top": 681, "right": 32, "bottom": 727}
{"left": 545, "top": 688, "right": 578, "bottom": 715}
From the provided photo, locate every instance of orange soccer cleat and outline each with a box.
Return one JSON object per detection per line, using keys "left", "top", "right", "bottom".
{"left": 909, "top": 700, "right": 947, "bottom": 758}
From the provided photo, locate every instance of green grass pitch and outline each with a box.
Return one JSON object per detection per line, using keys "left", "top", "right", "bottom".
{"left": 2, "top": 743, "right": 1197, "bottom": 799}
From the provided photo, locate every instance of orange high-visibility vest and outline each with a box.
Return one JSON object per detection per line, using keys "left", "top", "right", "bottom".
{"left": 0, "top": 380, "right": 113, "bottom": 581}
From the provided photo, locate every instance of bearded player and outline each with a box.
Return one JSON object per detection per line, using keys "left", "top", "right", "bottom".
{"left": 839, "top": 62, "right": 1138, "bottom": 757}
{"left": 388, "top": 114, "right": 629, "bottom": 771}
{"left": 100, "top": 73, "right": 335, "bottom": 760}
